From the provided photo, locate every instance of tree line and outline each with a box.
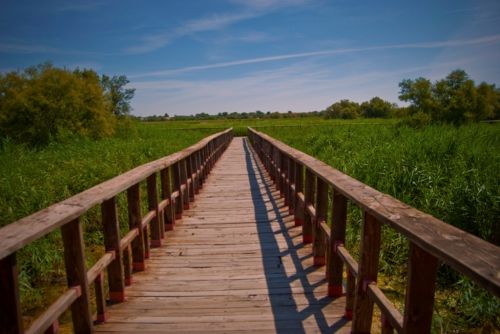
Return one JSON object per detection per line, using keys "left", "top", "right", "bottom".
{"left": 0, "top": 63, "right": 135, "bottom": 146}
{"left": 324, "top": 69, "right": 500, "bottom": 124}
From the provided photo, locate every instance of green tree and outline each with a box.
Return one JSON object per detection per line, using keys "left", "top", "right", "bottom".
{"left": 0, "top": 63, "right": 115, "bottom": 145}
{"left": 100, "top": 75, "right": 135, "bottom": 116}
{"left": 360, "top": 97, "right": 395, "bottom": 118}
{"left": 398, "top": 77, "right": 436, "bottom": 116}
{"left": 399, "top": 69, "right": 499, "bottom": 124}
{"left": 324, "top": 99, "right": 360, "bottom": 119}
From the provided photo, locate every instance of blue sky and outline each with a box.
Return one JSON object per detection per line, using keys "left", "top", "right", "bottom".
{"left": 1, "top": 0, "right": 500, "bottom": 116}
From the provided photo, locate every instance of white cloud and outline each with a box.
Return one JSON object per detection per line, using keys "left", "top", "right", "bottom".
{"left": 130, "top": 34, "right": 500, "bottom": 79}
{"left": 125, "top": 0, "right": 312, "bottom": 54}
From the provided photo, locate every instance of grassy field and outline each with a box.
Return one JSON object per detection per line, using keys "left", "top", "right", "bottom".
{"left": 1, "top": 118, "right": 498, "bottom": 332}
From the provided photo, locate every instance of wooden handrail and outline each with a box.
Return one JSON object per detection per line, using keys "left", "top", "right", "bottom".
{"left": 0, "top": 128, "right": 233, "bottom": 334}
{"left": 248, "top": 127, "right": 500, "bottom": 334}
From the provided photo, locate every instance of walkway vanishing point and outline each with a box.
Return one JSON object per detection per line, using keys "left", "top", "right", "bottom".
{"left": 95, "top": 137, "right": 348, "bottom": 333}
{"left": 0, "top": 128, "right": 498, "bottom": 334}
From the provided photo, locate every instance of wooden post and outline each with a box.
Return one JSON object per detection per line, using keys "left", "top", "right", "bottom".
{"left": 381, "top": 314, "right": 394, "bottom": 334}
{"left": 102, "top": 197, "right": 125, "bottom": 303}
{"left": 314, "top": 177, "right": 327, "bottom": 266}
{"left": 193, "top": 152, "right": 201, "bottom": 194}
{"left": 282, "top": 154, "right": 288, "bottom": 204}
{"left": 403, "top": 243, "right": 438, "bottom": 334}
{"left": 288, "top": 158, "right": 296, "bottom": 215}
{"left": 279, "top": 152, "right": 285, "bottom": 199}
{"left": 303, "top": 168, "right": 315, "bottom": 244}
{"left": 160, "top": 168, "right": 175, "bottom": 231}
{"left": 0, "top": 253, "right": 23, "bottom": 334}
{"left": 352, "top": 212, "right": 381, "bottom": 334}
{"left": 94, "top": 272, "right": 107, "bottom": 323}
{"left": 187, "top": 156, "right": 195, "bottom": 202}
{"left": 173, "top": 162, "right": 183, "bottom": 220}
{"left": 123, "top": 245, "right": 132, "bottom": 286}
{"left": 345, "top": 269, "right": 356, "bottom": 320}
{"left": 61, "top": 218, "right": 93, "bottom": 333}
{"left": 294, "top": 163, "right": 305, "bottom": 227}
{"left": 127, "top": 184, "right": 145, "bottom": 271}
{"left": 180, "top": 158, "right": 189, "bottom": 210}
{"left": 328, "top": 191, "right": 348, "bottom": 297}
{"left": 147, "top": 173, "right": 162, "bottom": 247}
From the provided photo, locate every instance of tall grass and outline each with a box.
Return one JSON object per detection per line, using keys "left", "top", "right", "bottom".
{"left": 0, "top": 122, "right": 219, "bottom": 316}
{"left": 260, "top": 122, "right": 500, "bottom": 332}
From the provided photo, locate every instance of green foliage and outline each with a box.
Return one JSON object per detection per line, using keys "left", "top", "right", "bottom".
{"left": 360, "top": 96, "right": 395, "bottom": 118}
{"left": 399, "top": 69, "right": 500, "bottom": 124}
{"left": 100, "top": 74, "right": 135, "bottom": 116}
{"left": 324, "top": 99, "right": 361, "bottom": 119}
{"left": 0, "top": 63, "right": 116, "bottom": 146}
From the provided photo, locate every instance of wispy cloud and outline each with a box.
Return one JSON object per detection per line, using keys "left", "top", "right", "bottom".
{"left": 130, "top": 34, "right": 500, "bottom": 78}
{"left": 0, "top": 42, "right": 61, "bottom": 54}
{"left": 126, "top": 12, "right": 258, "bottom": 54}
{"left": 130, "top": 57, "right": 473, "bottom": 117}
{"left": 125, "top": 0, "right": 311, "bottom": 54}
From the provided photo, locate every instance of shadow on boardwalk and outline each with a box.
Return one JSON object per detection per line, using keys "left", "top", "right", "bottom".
{"left": 243, "top": 138, "right": 348, "bottom": 333}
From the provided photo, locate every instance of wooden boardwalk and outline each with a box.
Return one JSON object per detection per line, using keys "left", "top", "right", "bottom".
{"left": 95, "top": 137, "right": 350, "bottom": 333}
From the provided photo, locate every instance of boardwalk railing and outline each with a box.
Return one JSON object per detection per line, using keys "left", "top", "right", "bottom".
{"left": 0, "top": 128, "right": 233, "bottom": 334}
{"left": 248, "top": 127, "right": 500, "bottom": 334}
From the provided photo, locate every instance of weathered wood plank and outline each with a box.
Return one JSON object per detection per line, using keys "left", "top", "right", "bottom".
{"left": 94, "top": 137, "right": 348, "bottom": 333}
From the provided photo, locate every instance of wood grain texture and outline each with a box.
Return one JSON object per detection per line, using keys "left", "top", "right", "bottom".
{"left": 95, "top": 138, "right": 350, "bottom": 333}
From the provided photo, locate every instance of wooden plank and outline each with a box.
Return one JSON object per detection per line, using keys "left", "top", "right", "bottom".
{"left": 248, "top": 128, "right": 500, "bottom": 297}
{"left": 161, "top": 167, "right": 175, "bottom": 231}
{"left": 91, "top": 137, "right": 348, "bottom": 333}
{"left": 87, "top": 251, "right": 115, "bottom": 283}
{"left": 25, "top": 288, "right": 79, "bottom": 334}
{"left": 61, "top": 218, "right": 93, "bottom": 333}
{"left": 0, "top": 253, "right": 23, "bottom": 334}
{"left": 367, "top": 283, "right": 403, "bottom": 333}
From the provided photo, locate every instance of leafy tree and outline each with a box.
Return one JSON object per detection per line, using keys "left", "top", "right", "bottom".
{"left": 0, "top": 63, "right": 115, "bottom": 145}
{"left": 324, "top": 99, "right": 360, "bottom": 119}
{"left": 360, "top": 97, "right": 395, "bottom": 118}
{"left": 100, "top": 75, "right": 135, "bottom": 116}
{"left": 398, "top": 77, "right": 436, "bottom": 116}
{"left": 399, "top": 69, "right": 500, "bottom": 124}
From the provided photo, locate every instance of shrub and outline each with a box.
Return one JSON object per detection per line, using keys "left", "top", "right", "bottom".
{"left": 0, "top": 63, "right": 115, "bottom": 146}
